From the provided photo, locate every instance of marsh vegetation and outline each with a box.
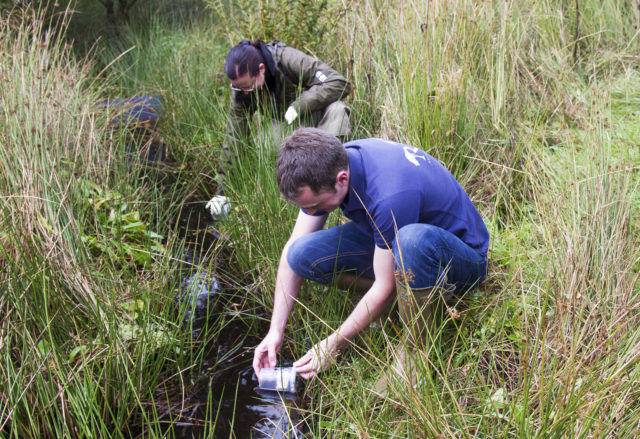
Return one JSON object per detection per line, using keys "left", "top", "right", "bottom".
{"left": 1, "top": 0, "right": 639, "bottom": 437}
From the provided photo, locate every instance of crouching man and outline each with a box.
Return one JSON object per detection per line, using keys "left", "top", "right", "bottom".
{"left": 252, "top": 128, "right": 489, "bottom": 390}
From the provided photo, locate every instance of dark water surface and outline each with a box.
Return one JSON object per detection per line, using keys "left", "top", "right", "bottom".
{"left": 113, "top": 110, "right": 308, "bottom": 437}
{"left": 145, "top": 203, "right": 307, "bottom": 438}
{"left": 163, "top": 360, "right": 306, "bottom": 438}
{"left": 168, "top": 268, "right": 306, "bottom": 438}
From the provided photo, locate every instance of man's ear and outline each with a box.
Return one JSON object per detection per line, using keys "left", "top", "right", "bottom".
{"left": 258, "top": 63, "right": 266, "bottom": 74}
{"left": 336, "top": 170, "right": 349, "bottom": 186}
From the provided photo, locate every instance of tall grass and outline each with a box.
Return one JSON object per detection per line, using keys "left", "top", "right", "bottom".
{"left": 295, "top": 1, "right": 640, "bottom": 437}
{"left": 2, "top": 0, "right": 639, "bottom": 437}
{"left": 93, "top": 0, "right": 638, "bottom": 436}
{"left": 0, "top": 8, "right": 242, "bottom": 438}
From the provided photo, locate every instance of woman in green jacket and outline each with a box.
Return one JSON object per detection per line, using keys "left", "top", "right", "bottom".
{"left": 207, "top": 40, "right": 352, "bottom": 218}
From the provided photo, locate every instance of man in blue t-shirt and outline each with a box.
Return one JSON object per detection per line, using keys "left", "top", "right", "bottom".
{"left": 253, "top": 128, "right": 489, "bottom": 385}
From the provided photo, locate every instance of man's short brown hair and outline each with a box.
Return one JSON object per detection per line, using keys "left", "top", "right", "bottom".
{"left": 277, "top": 128, "right": 349, "bottom": 201}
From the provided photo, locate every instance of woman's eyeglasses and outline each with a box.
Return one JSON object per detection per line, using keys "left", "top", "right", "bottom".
{"left": 230, "top": 84, "right": 255, "bottom": 93}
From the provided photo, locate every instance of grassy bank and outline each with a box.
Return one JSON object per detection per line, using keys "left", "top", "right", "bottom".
{"left": 1, "top": 0, "right": 639, "bottom": 437}
{"left": 0, "top": 6, "right": 249, "bottom": 438}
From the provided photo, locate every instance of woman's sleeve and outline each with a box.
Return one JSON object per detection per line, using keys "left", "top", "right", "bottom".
{"left": 278, "top": 46, "right": 352, "bottom": 114}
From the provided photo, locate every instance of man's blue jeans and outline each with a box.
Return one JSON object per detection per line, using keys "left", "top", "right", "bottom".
{"left": 287, "top": 222, "right": 487, "bottom": 293}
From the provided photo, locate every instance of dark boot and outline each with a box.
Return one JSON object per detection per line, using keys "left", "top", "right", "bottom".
{"left": 334, "top": 272, "right": 374, "bottom": 296}
{"left": 335, "top": 273, "right": 392, "bottom": 327}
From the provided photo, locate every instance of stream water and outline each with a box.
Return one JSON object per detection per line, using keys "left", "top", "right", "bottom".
{"left": 163, "top": 360, "right": 306, "bottom": 438}
{"left": 146, "top": 204, "right": 308, "bottom": 438}
{"left": 111, "top": 101, "right": 308, "bottom": 438}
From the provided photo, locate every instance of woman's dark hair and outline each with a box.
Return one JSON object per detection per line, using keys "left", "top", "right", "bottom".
{"left": 225, "top": 40, "right": 265, "bottom": 80}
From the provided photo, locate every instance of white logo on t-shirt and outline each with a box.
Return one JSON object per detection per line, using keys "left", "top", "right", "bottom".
{"left": 403, "top": 146, "right": 429, "bottom": 166}
{"left": 315, "top": 71, "right": 328, "bottom": 82}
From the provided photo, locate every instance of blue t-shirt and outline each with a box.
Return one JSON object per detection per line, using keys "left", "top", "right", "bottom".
{"left": 340, "top": 139, "right": 490, "bottom": 256}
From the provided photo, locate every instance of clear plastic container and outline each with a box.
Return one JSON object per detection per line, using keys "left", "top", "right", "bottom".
{"left": 258, "top": 367, "right": 297, "bottom": 393}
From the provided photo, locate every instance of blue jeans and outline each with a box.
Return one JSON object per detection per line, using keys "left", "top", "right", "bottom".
{"left": 287, "top": 222, "right": 487, "bottom": 293}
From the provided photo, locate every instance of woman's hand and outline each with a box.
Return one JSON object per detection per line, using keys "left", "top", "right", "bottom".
{"left": 293, "top": 336, "right": 339, "bottom": 380}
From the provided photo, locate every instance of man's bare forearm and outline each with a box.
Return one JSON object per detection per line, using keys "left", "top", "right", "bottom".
{"left": 268, "top": 244, "right": 303, "bottom": 336}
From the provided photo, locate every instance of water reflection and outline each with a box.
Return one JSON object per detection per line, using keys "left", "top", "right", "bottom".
{"left": 171, "top": 278, "right": 306, "bottom": 436}
{"left": 177, "top": 270, "right": 223, "bottom": 330}
{"left": 166, "top": 362, "right": 306, "bottom": 438}
{"left": 158, "top": 207, "right": 307, "bottom": 438}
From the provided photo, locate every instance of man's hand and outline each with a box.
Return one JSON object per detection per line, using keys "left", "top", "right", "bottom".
{"left": 253, "top": 330, "right": 284, "bottom": 377}
{"left": 292, "top": 249, "right": 396, "bottom": 380}
{"left": 293, "top": 336, "right": 338, "bottom": 380}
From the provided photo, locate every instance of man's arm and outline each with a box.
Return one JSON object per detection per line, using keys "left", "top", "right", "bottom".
{"left": 252, "top": 210, "right": 327, "bottom": 376}
{"left": 294, "top": 246, "right": 396, "bottom": 379}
